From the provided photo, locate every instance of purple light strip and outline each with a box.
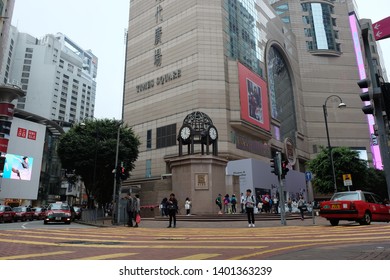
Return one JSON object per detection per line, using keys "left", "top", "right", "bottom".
{"left": 349, "top": 13, "right": 382, "bottom": 169}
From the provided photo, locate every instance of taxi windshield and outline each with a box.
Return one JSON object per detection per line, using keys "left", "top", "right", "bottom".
{"left": 331, "top": 192, "right": 360, "bottom": 201}
{"left": 50, "top": 203, "right": 70, "bottom": 210}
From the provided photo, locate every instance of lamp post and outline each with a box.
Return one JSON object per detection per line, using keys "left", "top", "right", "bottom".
{"left": 322, "top": 95, "right": 346, "bottom": 193}
{"left": 112, "top": 121, "right": 123, "bottom": 225}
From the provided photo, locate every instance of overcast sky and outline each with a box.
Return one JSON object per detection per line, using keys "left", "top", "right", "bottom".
{"left": 11, "top": 0, "right": 390, "bottom": 120}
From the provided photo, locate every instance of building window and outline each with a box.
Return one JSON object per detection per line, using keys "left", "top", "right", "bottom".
{"left": 146, "top": 129, "right": 152, "bottom": 149}
{"left": 304, "top": 2, "right": 339, "bottom": 52}
{"left": 145, "top": 159, "right": 152, "bottom": 178}
{"left": 156, "top": 124, "right": 176, "bottom": 149}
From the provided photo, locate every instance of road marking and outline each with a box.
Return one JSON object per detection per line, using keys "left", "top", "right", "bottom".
{"left": 176, "top": 253, "right": 220, "bottom": 260}
{"left": 77, "top": 253, "right": 138, "bottom": 260}
{"left": 0, "top": 251, "right": 73, "bottom": 260}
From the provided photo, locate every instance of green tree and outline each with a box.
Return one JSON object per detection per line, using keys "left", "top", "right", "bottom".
{"left": 57, "top": 119, "right": 140, "bottom": 206}
{"left": 306, "top": 146, "right": 387, "bottom": 195}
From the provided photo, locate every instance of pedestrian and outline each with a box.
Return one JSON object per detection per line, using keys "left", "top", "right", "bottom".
{"left": 167, "top": 193, "right": 178, "bottom": 228}
{"left": 298, "top": 196, "right": 306, "bottom": 220}
{"left": 287, "top": 198, "right": 292, "bottom": 213}
{"left": 273, "top": 194, "right": 279, "bottom": 214}
{"left": 231, "top": 194, "right": 237, "bottom": 214}
{"left": 126, "top": 193, "right": 135, "bottom": 227}
{"left": 262, "top": 193, "right": 270, "bottom": 213}
{"left": 133, "top": 194, "right": 141, "bottom": 227}
{"left": 223, "top": 194, "right": 230, "bottom": 214}
{"left": 245, "top": 189, "right": 256, "bottom": 227}
{"left": 215, "top": 194, "right": 222, "bottom": 214}
{"left": 185, "top": 197, "right": 191, "bottom": 216}
{"left": 160, "top": 197, "right": 168, "bottom": 217}
{"left": 240, "top": 192, "right": 245, "bottom": 213}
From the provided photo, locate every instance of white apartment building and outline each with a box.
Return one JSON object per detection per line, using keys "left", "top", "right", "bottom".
{"left": 1, "top": 26, "right": 98, "bottom": 123}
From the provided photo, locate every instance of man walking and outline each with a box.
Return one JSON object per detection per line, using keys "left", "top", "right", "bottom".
{"left": 126, "top": 193, "right": 135, "bottom": 227}
{"left": 245, "top": 189, "right": 256, "bottom": 227}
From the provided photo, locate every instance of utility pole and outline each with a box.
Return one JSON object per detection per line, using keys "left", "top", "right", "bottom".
{"left": 270, "top": 152, "right": 286, "bottom": 225}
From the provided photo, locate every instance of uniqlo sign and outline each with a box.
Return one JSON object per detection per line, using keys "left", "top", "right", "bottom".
{"left": 17, "top": 127, "right": 27, "bottom": 138}
{"left": 28, "top": 130, "right": 37, "bottom": 140}
{"left": 17, "top": 127, "right": 37, "bottom": 140}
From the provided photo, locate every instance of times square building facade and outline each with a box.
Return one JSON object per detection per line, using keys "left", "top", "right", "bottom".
{"left": 122, "top": 0, "right": 374, "bottom": 210}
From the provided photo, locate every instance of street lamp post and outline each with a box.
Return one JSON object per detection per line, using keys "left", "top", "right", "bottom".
{"left": 322, "top": 95, "right": 346, "bottom": 193}
{"left": 112, "top": 121, "right": 123, "bottom": 225}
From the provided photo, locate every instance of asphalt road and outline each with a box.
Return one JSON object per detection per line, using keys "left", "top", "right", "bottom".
{"left": 0, "top": 217, "right": 390, "bottom": 260}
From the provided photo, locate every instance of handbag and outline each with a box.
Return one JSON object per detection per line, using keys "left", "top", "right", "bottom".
{"left": 167, "top": 203, "right": 176, "bottom": 210}
{"left": 135, "top": 213, "right": 141, "bottom": 224}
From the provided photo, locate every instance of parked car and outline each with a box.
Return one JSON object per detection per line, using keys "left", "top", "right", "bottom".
{"left": 0, "top": 205, "right": 15, "bottom": 223}
{"left": 44, "top": 202, "right": 72, "bottom": 224}
{"left": 319, "top": 190, "right": 390, "bottom": 226}
{"left": 13, "top": 206, "right": 34, "bottom": 222}
{"left": 32, "top": 207, "right": 47, "bottom": 220}
{"left": 71, "top": 206, "right": 82, "bottom": 220}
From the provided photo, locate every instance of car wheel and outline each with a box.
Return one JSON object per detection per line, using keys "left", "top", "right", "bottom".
{"left": 359, "top": 212, "right": 371, "bottom": 225}
{"left": 330, "top": 219, "right": 339, "bottom": 226}
{"left": 0, "top": 217, "right": 3, "bottom": 223}
{"left": 44, "top": 220, "right": 48, "bottom": 225}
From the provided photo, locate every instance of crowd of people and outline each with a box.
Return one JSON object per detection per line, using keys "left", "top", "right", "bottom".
{"left": 124, "top": 191, "right": 309, "bottom": 229}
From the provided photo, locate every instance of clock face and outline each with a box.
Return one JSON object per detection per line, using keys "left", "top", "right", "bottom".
{"left": 180, "top": 126, "right": 191, "bottom": 140}
{"left": 209, "top": 127, "right": 217, "bottom": 140}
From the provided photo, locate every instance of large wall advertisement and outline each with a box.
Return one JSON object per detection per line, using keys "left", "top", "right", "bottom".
{"left": 0, "top": 118, "right": 45, "bottom": 200}
{"left": 238, "top": 63, "right": 270, "bottom": 132}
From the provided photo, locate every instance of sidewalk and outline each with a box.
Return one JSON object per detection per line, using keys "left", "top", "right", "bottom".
{"left": 77, "top": 213, "right": 330, "bottom": 228}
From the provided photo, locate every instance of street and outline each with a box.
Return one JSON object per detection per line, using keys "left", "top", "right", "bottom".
{"left": 0, "top": 218, "right": 390, "bottom": 260}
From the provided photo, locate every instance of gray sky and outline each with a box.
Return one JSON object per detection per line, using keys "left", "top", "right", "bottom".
{"left": 11, "top": 0, "right": 390, "bottom": 120}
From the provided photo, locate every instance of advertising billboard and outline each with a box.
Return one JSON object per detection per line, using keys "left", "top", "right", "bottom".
{"left": 2, "top": 154, "right": 34, "bottom": 181}
{"left": 238, "top": 63, "right": 270, "bottom": 132}
{"left": 0, "top": 118, "right": 45, "bottom": 200}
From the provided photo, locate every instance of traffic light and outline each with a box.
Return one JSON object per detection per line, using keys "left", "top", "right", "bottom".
{"left": 270, "top": 155, "right": 280, "bottom": 176}
{"left": 357, "top": 78, "right": 374, "bottom": 114}
{"left": 120, "top": 166, "right": 129, "bottom": 180}
{"left": 281, "top": 160, "right": 289, "bottom": 179}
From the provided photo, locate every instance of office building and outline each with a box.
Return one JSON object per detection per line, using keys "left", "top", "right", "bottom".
{"left": 122, "top": 0, "right": 383, "bottom": 211}
{"left": 1, "top": 26, "right": 98, "bottom": 123}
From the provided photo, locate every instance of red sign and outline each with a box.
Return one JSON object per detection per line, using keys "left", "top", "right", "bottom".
{"left": 373, "top": 16, "right": 390, "bottom": 41}
{"left": 28, "top": 130, "right": 37, "bottom": 140}
{"left": 0, "top": 103, "right": 15, "bottom": 118}
{"left": 0, "top": 138, "right": 9, "bottom": 153}
{"left": 17, "top": 127, "right": 27, "bottom": 138}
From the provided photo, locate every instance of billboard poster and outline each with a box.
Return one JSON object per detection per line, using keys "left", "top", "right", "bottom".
{"left": 0, "top": 118, "right": 45, "bottom": 200}
{"left": 2, "top": 154, "right": 34, "bottom": 181}
{"left": 238, "top": 63, "right": 270, "bottom": 131}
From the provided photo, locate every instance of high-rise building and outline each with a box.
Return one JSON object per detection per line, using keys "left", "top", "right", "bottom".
{"left": 0, "top": 0, "right": 15, "bottom": 72}
{"left": 1, "top": 26, "right": 98, "bottom": 123}
{"left": 122, "top": 0, "right": 384, "bottom": 206}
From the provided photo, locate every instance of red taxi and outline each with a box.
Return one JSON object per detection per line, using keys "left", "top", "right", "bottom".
{"left": 44, "top": 202, "right": 72, "bottom": 224}
{"left": 0, "top": 205, "right": 15, "bottom": 223}
{"left": 319, "top": 191, "right": 390, "bottom": 226}
{"left": 13, "top": 206, "right": 34, "bottom": 222}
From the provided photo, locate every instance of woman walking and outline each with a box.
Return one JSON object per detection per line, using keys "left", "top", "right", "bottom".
{"left": 167, "top": 193, "right": 178, "bottom": 228}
